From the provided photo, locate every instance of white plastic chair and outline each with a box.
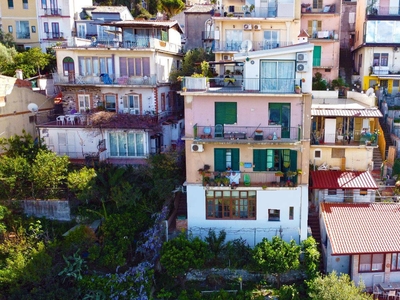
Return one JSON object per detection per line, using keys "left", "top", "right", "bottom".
{"left": 56, "top": 116, "right": 65, "bottom": 125}
{"left": 65, "top": 115, "right": 75, "bottom": 125}
{"left": 387, "top": 290, "right": 397, "bottom": 300}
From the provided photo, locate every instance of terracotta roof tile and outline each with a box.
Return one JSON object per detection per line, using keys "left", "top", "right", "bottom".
{"left": 321, "top": 202, "right": 400, "bottom": 254}
{"left": 311, "top": 171, "right": 379, "bottom": 190}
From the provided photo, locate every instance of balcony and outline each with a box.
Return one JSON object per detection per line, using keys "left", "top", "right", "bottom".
{"left": 199, "top": 170, "right": 299, "bottom": 188}
{"left": 213, "top": 3, "right": 294, "bottom": 18}
{"left": 373, "top": 66, "right": 390, "bottom": 75}
{"left": 309, "top": 30, "right": 339, "bottom": 40}
{"left": 202, "top": 31, "right": 218, "bottom": 40}
{"left": 45, "top": 32, "right": 64, "bottom": 39}
{"left": 301, "top": 4, "right": 337, "bottom": 14}
{"left": 214, "top": 40, "right": 292, "bottom": 52}
{"left": 53, "top": 73, "right": 157, "bottom": 86}
{"left": 62, "top": 37, "right": 182, "bottom": 53}
{"left": 42, "top": 8, "right": 62, "bottom": 16}
{"left": 193, "top": 124, "right": 301, "bottom": 142}
{"left": 183, "top": 77, "right": 300, "bottom": 94}
{"left": 366, "top": 6, "right": 400, "bottom": 18}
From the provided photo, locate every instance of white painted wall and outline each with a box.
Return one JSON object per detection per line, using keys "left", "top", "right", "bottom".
{"left": 187, "top": 184, "right": 308, "bottom": 247}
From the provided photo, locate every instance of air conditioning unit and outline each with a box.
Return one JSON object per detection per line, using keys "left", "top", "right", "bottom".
{"left": 223, "top": 55, "right": 231, "bottom": 60}
{"left": 254, "top": 24, "right": 261, "bottom": 30}
{"left": 296, "top": 52, "right": 308, "bottom": 62}
{"left": 296, "top": 63, "right": 308, "bottom": 72}
{"left": 244, "top": 24, "right": 252, "bottom": 30}
{"left": 191, "top": 144, "right": 204, "bottom": 152}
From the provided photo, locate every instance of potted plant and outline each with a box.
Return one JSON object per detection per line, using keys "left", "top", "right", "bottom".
{"left": 295, "top": 85, "right": 301, "bottom": 94}
{"left": 275, "top": 171, "right": 284, "bottom": 177}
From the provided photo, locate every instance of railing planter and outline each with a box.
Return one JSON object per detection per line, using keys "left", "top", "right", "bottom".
{"left": 275, "top": 171, "right": 284, "bottom": 177}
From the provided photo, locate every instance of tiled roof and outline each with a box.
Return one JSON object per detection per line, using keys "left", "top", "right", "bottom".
{"left": 310, "top": 171, "right": 378, "bottom": 190}
{"left": 186, "top": 5, "right": 213, "bottom": 13}
{"left": 321, "top": 202, "right": 400, "bottom": 254}
{"left": 311, "top": 108, "right": 382, "bottom": 117}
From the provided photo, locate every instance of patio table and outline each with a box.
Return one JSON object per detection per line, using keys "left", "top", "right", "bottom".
{"left": 379, "top": 282, "right": 400, "bottom": 292}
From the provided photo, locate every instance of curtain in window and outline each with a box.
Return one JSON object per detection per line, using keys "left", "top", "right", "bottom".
{"left": 136, "top": 133, "right": 144, "bottom": 156}
{"left": 109, "top": 133, "right": 118, "bottom": 156}
{"left": 127, "top": 133, "right": 136, "bottom": 156}
{"left": 260, "top": 61, "right": 294, "bottom": 93}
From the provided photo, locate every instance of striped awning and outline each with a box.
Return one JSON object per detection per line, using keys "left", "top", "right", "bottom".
{"left": 310, "top": 171, "right": 378, "bottom": 190}
{"left": 311, "top": 109, "right": 382, "bottom": 117}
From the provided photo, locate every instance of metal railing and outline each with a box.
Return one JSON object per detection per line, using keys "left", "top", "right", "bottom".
{"left": 214, "top": 40, "right": 292, "bottom": 52}
{"left": 45, "top": 32, "right": 64, "bottom": 39}
{"left": 216, "top": 5, "right": 293, "bottom": 18}
{"left": 367, "top": 6, "right": 400, "bottom": 16}
{"left": 193, "top": 124, "right": 300, "bottom": 141}
{"left": 43, "top": 8, "right": 62, "bottom": 15}
{"left": 184, "top": 77, "right": 300, "bottom": 94}
{"left": 53, "top": 73, "right": 157, "bottom": 86}
{"left": 309, "top": 30, "right": 338, "bottom": 40}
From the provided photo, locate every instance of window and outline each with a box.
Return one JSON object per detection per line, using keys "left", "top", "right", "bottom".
{"left": 8, "top": 0, "right": 14, "bottom": 8}
{"left": 314, "top": 149, "right": 321, "bottom": 159}
{"left": 16, "top": 21, "right": 30, "bottom": 39}
{"left": 23, "top": 0, "right": 28, "bottom": 9}
{"left": 44, "top": 22, "right": 49, "bottom": 33}
{"left": 260, "top": 61, "right": 295, "bottom": 93}
{"left": 41, "top": 0, "right": 47, "bottom": 8}
{"left": 327, "top": 189, "right": 337, "bottom": 195}
{"left": 359, "top": 254, "right": 384, "bottom": 272}
{"left": 263, "top": 30, "right": 279, "bottom": 49}
{"left": 51, "top": 22, "right": 60, "bottom": 38}
{"left": 78, "top": 94, "right": 90, "bottom": 113}
{"left": 215, "top": 102, "right": 237, "bottom": 125}
{"left": 105, "top": 94, "right": 116, "bottom": 112}
{"left": 62, "top": 57, "right": 74, "bottom": 76}
{"left": 78, "top": 56, "right": 113, "bottom": 76}
{"left": 31, "top": 26, "right": 36, "bottom": 33}
{"left": 109, "top": 131, "right": 145, "bottom": 157}
{"left": 161, "top": 93, "right": 166, "bottom": 111}
{"left": 119, "top": 57, "right": 150, "bottom": 77}
{"left": 308, "top": 20, "right": 322, "bottom": 38}
{"left": 268, "top": 209, "right": 280, "bottom": 221}
{"left": 391, "top": 253, "right": 400, "bottom": 271}
{"left": 77, "top": 24, "right": 86, "bottom": 38}
{"left": 289, "top": 206, "right": 294, "bottom": 220}
{"left": 313, "top": 0, "right": 322, "bottom": 9}
{"left": 214, "top": 148, "right": 240, "bottom": 171}
{"left": 124, "top": 94, "right": 140, "bottom": 114}
{"left": 206, "top": 190, "right": 256, "bottom": 219}
{"left": 269, "top": 103, "right": 290, "bottom": 126}
{"left": 8, "top": 26, "right": 13, "bottom": 33}
{"left": 253, "top": 149, "right": 297, "bottom": 172}
{"left": 373, "top": 53, "right": 388, "bottom": 67}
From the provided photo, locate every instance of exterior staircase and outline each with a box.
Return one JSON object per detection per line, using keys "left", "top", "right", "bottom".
{"left": 374, "top": 117, "right": 394, "bottom": 171}
{"left": 307, "top": 213, "right": 324, "bottom": 272}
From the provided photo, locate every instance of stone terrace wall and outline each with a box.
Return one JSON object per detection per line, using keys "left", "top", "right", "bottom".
{"left": 22, "top": 200, "right": 71, "bottom": 221}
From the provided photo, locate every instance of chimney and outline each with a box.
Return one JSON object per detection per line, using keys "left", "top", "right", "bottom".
{"left": 15, "top": 69, "right": 23, "bottom": 79}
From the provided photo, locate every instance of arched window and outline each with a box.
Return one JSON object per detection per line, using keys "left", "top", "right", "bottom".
{"left": 62, "top": 57, "right": 74, "bottom": 76}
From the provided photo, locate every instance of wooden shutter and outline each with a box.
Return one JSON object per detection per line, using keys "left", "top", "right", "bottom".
{"left": 313, "top": 46, "right": 321, "bottom": 67}
{"left": 290, "top": 150, "right": 297, "bottom": 171}
{"left": 215, "top": 102, "right": 237, "bottom": 125}
{"left": 214, "top": 148, "right": 226, "bottom": 172}
{"left": 231, "top": 148, "right": 240, "bottom": 170}
{"left": 253, "top": 149, "right": 266, "bottom": 171}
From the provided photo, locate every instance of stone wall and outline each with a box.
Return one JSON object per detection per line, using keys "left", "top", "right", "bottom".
{"left": 22, "top": 200, "right": 71, "bottom": 221}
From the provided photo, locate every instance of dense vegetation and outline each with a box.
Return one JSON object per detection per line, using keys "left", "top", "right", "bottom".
{"left": 0, "top": 134, "right": 373, "bottom": 298}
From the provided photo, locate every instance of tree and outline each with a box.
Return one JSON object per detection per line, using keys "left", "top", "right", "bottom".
{"left": 301, "top": 236, "right": 320, "bottom": 280}
{"left": 205, "top": 229, "right": 230, "bottom": 265}
{"left": 307, "top": 271, "right": 373, "bottom": 300}
{"left": 252, "top": 236, "right": 301, "bottom": 288}
{"left": 158, "top": 0, "right": 185, "bottom": 19}
{"left": 12, "top": 47, "right": 53, "bottom": 78}
{"left": 0, "top": 28, "right": 15, "bottom": 48}
{"left": 0, "top": 44, "right": 16, "bottom": 74}
{"left": 161, "top": 233, "right": 209, "bottom": 288}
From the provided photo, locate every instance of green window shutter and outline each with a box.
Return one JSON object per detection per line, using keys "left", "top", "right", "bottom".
{"left": 290, "top": 150, "right": 297, "bottom": 171}
{"left": 231, "top": 148, "right": 240, "bottom": 170}
{"left": 313, "top": 46, "right": 322, "bottom": 67}
{"left": 253, "top": 149, "right": 266, "bottom": 171}
{"left": 215, "top": 102, "right": 237, "bottom": 125}
{"left": 214, "top": 148, "right": 226, "bottom": 172}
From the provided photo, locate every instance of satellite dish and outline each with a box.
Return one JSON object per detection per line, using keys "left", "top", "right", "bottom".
{"left": 240, "top": 40, "right": 253, "bottom": 53}
{"left": 27, "top": 103, "right": 38, "bottom": 113}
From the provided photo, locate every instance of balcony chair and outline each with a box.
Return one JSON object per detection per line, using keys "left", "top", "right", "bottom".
{"left": 215, "top": 124, "right": 223, "bottom": 138}
{"left": 56, "top": 116, "right": 65, "bottom": 125}
{"left": 373, "top": 284, "right": 383, "bottom": 299}
{"left": 244, "top": 174, "right": 251, "bottom": 186}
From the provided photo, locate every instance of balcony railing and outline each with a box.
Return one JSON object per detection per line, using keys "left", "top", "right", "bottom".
{"left": 193, "top": 124, "right": 301, "bottom": 141}
{"left": 367, "top": 6, "right": 400, "bottom": 16}
{"left": 45, "top": 32, "right": 64, "bottom": 39}
{"left": 301, "top": 4, "right": 336, "bottom": 14}
{"left": 63, "top": 37, "right": 182, "bottom": 53}
{"left": 199, "top": 170, "right": 299, "bottom": 188}
{"left": 53, "top": 73, "right": 157, "bottom": 86}
{"left": 183, "top": 77, "right": 300, "bottom": 94}
{"left": 214, "top": 4, "right": 294, "bottom": 18}
{"left": 214, "top": 40, "right": 292, "bottom": 52}
{"left": 309, "top": 30, "right": 338, "bottom": 40}
{"left": 43, "top": 8, "right": 62, "bottom": 15}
